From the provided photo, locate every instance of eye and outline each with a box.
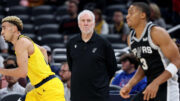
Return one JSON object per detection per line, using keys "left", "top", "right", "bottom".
{"left": 87, "top": 19, "right": 91, "bottom": 22}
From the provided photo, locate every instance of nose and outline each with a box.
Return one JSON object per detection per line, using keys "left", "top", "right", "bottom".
{"left": 1, "top": 29, "right": 4, "bottom": 36}
{"left": 84, "top": 21, "right": 88, "bottom": 26}
{"left": 126, "top": 14, "right": 129, "bottom": 20}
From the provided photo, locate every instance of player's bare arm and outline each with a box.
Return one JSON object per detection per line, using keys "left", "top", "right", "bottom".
{"left": 120, "top": 65, "right": 145, "bottom": 98}
{"left": 151, "top": 26, "right": 180, "bottom": 82}
{"left": 37, "top": 45, "right": 48, "bottom": 63}
{"left": 142, "top": 26, "right": 180, "bottom": 100}
{"left": 0, "top": 38, "right": 31, "bottom": 78}
{"left": 151, "top": 26, "right": 180, "bottom": 69}
{"left": 120, "top": 35, "right": 146, "bottom": 98}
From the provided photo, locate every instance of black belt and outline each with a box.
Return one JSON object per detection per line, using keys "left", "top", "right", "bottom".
{"left": 35, "top": 75, "right": 56, "bottom": 88}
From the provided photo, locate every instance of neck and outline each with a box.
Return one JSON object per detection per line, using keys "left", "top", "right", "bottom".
{"left": 81, "top": 32, "right": 93, "bottom": 42}
{"left": 67, "top": 80, "right": 71, "bottom": 89}
{"left": 134, "top": 21, "right": 147, "bottom": 39}
{"left": 126, "top": 67, "right": 135, "bottom": 74}
{"left": 11, "top": 32, "right": 20, "bottom": 45}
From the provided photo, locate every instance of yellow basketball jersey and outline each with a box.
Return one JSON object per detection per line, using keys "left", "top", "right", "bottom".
{"left": 28, "top": 43, "right": 55, "bottom": 85}
{"left": 18, "top": 35, "right": 55, "bottom": 86}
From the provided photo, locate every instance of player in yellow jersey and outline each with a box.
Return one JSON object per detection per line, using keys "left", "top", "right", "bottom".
{"left": 0, "top": 16, "right": 65, "bottom": 101}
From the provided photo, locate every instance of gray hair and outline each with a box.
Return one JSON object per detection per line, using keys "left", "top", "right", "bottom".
{"left": 77, "top": 9, "right": 95, "bottom": 23}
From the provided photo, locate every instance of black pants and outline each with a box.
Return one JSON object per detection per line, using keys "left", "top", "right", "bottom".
{"left": 131, "top": 83, "right": 167, "bottom": 101}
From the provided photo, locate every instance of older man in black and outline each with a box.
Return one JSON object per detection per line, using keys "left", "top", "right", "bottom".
{"left": 66, "top": 10, "right": 117, "bottom": 101}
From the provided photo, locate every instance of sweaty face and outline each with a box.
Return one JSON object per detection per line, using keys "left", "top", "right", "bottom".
{"left": 78, "top": 13, "right": 95, "bottom": 35}
{"left": 126, "top": 5, "right": 142, "bottom": 28}
{"left": 1, "top": 22, "right": 15, "bottom": 42}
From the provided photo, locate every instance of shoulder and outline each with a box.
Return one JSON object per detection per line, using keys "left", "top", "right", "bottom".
{"left": 16, "top": 83, "right": 25, "bottom": 90}
{"left": 66, "top": 34, "right": 80, "bottom": 47}
{"left": 102, "top": 20, "right": 108, "bottom": 26}
{"left": 115, "top": 71, "right": 125, "bottom": 77}
{"left": 15, "top": 37, "right": 33, "bottom": 52}
{"left": 17, "top": 37, "right": 32, "bottom": 46}
{"left": 150, "top": 26, "right": 170, "bottom": 46}
{"left": 96, "top": 34, "right": 111, "bottom": 46}
{"left": 0, "top": 88, "right": 6, "bottom": 92}
{"left": 0, "top": 88, "right": 7, "bottom": 95}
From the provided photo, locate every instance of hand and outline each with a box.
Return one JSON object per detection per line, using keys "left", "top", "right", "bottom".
{"left": 120, "top": 84, "right": 132, "bottom": 99}
{"left": 143, "top": 81, "right": 159, "bottom": 100}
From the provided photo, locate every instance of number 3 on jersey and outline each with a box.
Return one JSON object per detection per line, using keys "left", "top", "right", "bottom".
{"left": 140, "top": 58, "right": 148, "bottom": 70}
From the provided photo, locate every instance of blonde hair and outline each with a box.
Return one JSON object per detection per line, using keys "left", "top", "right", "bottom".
{"left": 2, "top": 16, "right": 23, "bottom": 32}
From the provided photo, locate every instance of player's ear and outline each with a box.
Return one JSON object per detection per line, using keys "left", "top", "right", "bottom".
{"left": 13, "top": 25, "right": 19, "bottom": 33}
{"left": 141, "top": 12, "right": 146, "bottom": 20}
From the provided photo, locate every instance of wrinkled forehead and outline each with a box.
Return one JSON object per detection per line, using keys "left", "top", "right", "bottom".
{"left": 79, "top": 13, "right": 93, "bottom": 20}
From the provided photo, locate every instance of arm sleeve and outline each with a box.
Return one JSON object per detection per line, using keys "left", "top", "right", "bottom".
{"left": 66, "top": 41, "right": 72, "bottom": 71}
{"left": 105, "top": 42, "right": 117, "bottom": 80}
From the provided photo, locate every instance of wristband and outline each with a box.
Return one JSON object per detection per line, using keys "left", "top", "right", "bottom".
{"left": 165, "top": 63, "right": 178, "bottom": 77}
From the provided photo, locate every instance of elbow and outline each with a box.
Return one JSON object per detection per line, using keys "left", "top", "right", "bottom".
{"left": 18, "top": 69, "right": 27, "bottom": 78}
{"left": 175, "top": 58, "right": 180, "bottom": 69}
{"left": 19, "top": 72, "right": 27, "bottom": 78}
{"left": 21, "top": 72, "right": 27, "bottom": 78}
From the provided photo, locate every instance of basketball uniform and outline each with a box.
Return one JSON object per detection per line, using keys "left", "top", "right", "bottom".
{"left": 18, "top": 35, "right": 65, "bottom": 101}
{"left": 129, "top": 22, "right": 179, "bottom": 101}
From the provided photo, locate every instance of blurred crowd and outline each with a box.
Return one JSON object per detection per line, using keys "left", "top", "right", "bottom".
{"left": 0, "top": 0, "right": 179, "bottom": 101}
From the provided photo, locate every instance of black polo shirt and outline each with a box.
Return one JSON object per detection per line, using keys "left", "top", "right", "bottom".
{"left": 66, "top": 32, "right": 117, "bottom": 101}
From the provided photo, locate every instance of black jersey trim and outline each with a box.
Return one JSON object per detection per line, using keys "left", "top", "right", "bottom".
{"left": 132, "top": 22, "right": 152, "bottom": 42}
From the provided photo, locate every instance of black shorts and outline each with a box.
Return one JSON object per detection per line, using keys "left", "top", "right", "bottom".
{"left": 131, "top": 83, "right": 167, "bottom": 101}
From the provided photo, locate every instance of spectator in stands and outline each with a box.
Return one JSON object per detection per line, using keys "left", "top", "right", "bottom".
{"left": 59, "top": 62, "right": 71, "bottom": 101}
{"left": 110, "top": 10, "right": 130, "bottom": 42}
{"left": 20, "top": 0, "right": 44, "bottom": 7}
{"left": 0, "top": 56, "right": 4, "bottom": 88}
{"left": 0, "top": 59, "right": 25, "bottom": 97}
{"left": 42, "top": 45, "right": 52, "bottom": 64}
{"left": 44, "top": 0, "right": 66, "bottom": 6}
{"left": 66, "top": 10, "right": 117, "bottom": 101}
{"left": 172, "top": 0, "right": 180, "bottom": 25}
{"left": 93, "top": 8, "right": 109, "bottom": 35}
{"left": 59, "top": 0, "right": 80, "bottom": 35}
{"left": 111, "top": 53, "right": 147, "bottom": 94}
{"left": 0, "top": 36, "right": 8, "bottom": 53}
{"left": 3, "top": 56, "right": 27, "bottom": 88}
{"left": 0, "top": 56, "right": 4, "bottom": 68}
{"left": 150, "top": 3, "right": 166, "bottom": 28}
{"left": 78, "top": 0, "right": 106, "bottom": 12}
